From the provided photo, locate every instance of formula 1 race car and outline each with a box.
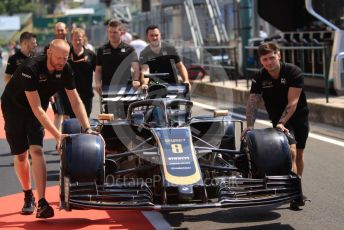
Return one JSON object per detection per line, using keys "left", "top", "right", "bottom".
{"left": 59, "top": 93, "right": 303, "bottom": 211}
{"left": 100, "top": 73, "right": 190, "bottom": 119}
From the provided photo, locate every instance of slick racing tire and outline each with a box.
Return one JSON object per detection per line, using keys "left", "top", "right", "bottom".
{"left": 62, "top": 118, "right": 82, "bottom": 134}
{"left": 60, "top": 134, "right": 105, "bottom": 210}
{"left": 244, "top": 128, "right": 292, "bottom": 178}
{"left": 62, "top": 118, "right": 101, "bottom": 134}
{"left": 61, "top": 134, "right": 105, "bottom": 183}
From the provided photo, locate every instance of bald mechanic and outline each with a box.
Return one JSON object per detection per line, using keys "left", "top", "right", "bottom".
{"left": 1, "top": 39, "right": 95, "bottom": 218}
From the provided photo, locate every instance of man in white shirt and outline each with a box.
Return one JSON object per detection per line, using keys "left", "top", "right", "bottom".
{"left": 129, "top": 33, "right": 147, "bottom": 58}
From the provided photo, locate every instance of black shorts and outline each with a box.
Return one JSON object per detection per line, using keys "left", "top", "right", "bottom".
{"left": 1, "top": 104, "right": 44, "bottom": 155}
{"left": 279, "top": 112, "right": 309, "bottom": 149}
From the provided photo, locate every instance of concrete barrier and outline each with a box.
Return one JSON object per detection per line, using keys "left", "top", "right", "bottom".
{"left": 191, "top": 81, "right": 344, "bottom": 128}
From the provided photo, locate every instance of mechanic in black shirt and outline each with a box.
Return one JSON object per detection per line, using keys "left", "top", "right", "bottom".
{"left": 243, "top": 42, "right": 309, "bottom": 209}
{"left": 139, "top": 25, "right": 189, "bottom": 87}
{"left": 94, "top": 19, "right": 140, "bottom": 94}
{"left": 4, "top": 32, "right": 37, "bottom": 84}
{"left": 45, "top": 22, "right": 72, "bottom": 133}
{"left": 64, "top": 28, "right": 96, "bottom": 117}
{"left": 1, "top": 39, "right": 95, "bottom": 219}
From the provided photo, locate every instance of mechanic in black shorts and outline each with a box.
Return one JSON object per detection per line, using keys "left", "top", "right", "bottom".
{"left": 1, "top": 39, "right": 95, "bottom": 218}
{"left": 139, "top": 25, "right": 190, "bottom": 87}
{"left": 242, "top": 41, "right": 309, "bottom": 209}
{"left": 64, "top": 28, "right": 96, "bottom": 117}
{"left": 3, "top": 32, "right": 37, "bottom": 84}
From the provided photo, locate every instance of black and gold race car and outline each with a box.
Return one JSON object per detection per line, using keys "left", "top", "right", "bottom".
{"left": 59, "top": 83, "right": 303, "bottom": 211}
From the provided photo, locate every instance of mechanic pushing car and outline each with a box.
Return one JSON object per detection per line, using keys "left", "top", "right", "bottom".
{"left": 1, "top": 39, "right": 96, "bottom": 218}
{"left": 242, "top": 41, "right": 310, "bottom": 210}
{"left": 139, "top": 25, "right": 190, "bottom": 89}
{"left": 94, "top": 19, "right": 140, "bottom": 95}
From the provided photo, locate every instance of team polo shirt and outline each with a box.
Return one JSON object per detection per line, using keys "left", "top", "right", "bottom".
{"left": 5, "top": 51, "right": 30, "bottom": 75}
{"left": 1, "top": 55, "right": 75, "bottom": 113}
{"left": 96, "top": 41, "right": 138, "bottom": 86}
{"left": 68, "top": 47, "right": 96, "bottom": 97}
{"left": 250, "top": 62, "right": 308, "bottom": 123}
{"left": 139, "top": 42, "right": 181, "bottom": 84}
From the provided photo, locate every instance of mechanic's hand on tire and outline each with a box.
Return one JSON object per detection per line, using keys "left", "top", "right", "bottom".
{"left": 241, "top": 127, "right": 253, "bottom": 140}
{"left": 276, "top": 123, "right": 289, "bottom": 134}
{"left": 56, "top": 133, "right": 69, "bottom": 155}
{"left": 85, "top": 128, "right": 99, "bottom": 135}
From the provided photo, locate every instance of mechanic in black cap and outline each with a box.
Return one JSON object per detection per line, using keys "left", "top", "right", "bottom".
{"left": 1, "top": 39, "right": 95, "bottom": 219}
{"left": 139, "top": 25, "right": 190, "bottom": 88}
{"left": 242, "top": 41, "right": 309, "bottom": 209}
{"left": 3, "top": 31, "right": 37, "bottom": 84}
{"left": 94, "top": 19, "right": 140, "bottom": 95}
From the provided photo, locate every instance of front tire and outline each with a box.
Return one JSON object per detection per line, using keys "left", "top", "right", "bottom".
{"left": 243, "top": 128, "right": 292, "bottom": 178}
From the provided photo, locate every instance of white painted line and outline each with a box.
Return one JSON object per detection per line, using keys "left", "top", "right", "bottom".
{"left": 193, "top": 101, "right": 344, "bottom": 147}
{"left": 308, "top": 132, "right": 344, "bottom": 147}
{"left": 142, "top": 211, "right": 171, "bottom": 230}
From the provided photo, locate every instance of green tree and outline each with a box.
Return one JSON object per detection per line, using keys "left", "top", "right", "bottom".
{"left": 0, "top": 0, "right": 62, "bottom": 15}
{"left": 0, "top": 2, "right": 6, "bottom": 14}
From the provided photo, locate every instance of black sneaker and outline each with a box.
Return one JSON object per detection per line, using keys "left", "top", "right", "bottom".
{"left": 36, "top": 198, "right": 54, "bottom": 219}
{"left": 290, "top": 195, "right": 309, "bottom": 210}
{"left": 21, "top": 193, "right": 36, "bottom": 215}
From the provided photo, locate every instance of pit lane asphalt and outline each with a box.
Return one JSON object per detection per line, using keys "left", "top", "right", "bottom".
{"left": 1, "top": 61, "right": 344, "bottom": 229}
{"left": 161, "top": 97, "right": 344, "bottom": 230}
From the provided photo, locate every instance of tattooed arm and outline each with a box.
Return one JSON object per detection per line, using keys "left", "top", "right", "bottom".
{"left": 246, "top": 93, "right": 262, "bottom": 128}
{"left": 278, "top": 87, "right": 302, "bottom": 125}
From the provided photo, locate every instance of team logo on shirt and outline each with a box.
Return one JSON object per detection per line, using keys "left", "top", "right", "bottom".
{"left": 262, "top": 81, "right": 273, "bottom": 88}
{"left": 16, "top": 60, "right": 23, "bottom": 66}
{"left": 22, "top": 73, "right": 32, "bottom": 79}
{"left": 121, "top": 48, "right": 125, "bottom": 53}
{"left": 103, "top": 48, "right": 111, "bottom": 55}
{"left": 38, "top": 74, "right": 47, "bottom": 82}
{"left": 162, "top": 51, "right": 167, "bottom": 55}
{"left": 281, "top": 77, "right": 286, "bottom": 85}
{"left": 56, "top": 73, "right": 62, "bottom": 78}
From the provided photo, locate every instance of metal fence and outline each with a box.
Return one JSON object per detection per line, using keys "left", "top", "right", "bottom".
{"left": 176, "top": 44, "right": 240, "bottom": 84}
